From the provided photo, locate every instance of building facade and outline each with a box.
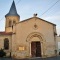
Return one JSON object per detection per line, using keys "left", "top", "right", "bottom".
{"left": 57, "top": 36, "right": 60, "bottom": 54}
{"left": 0, "top": 1, "right": 59, "bottom": 58}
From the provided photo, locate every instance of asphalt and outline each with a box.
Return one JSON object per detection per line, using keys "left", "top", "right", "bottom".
{"left": 0, "top": 56, "right": 60, "bottom": 60}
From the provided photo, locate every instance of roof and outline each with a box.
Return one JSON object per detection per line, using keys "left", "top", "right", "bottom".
{"left": 18, "top": 16, "right": 56, "bottom": 26}
{"left": 0, "top": 32, "right": 12, "bottom": 35}
{"left": 5, "top": 0, "right": 20, "bottom": 17}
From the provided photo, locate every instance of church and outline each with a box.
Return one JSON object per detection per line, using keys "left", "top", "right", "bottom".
{"left": 0, "top": 0, "right": 59, "bottom": 58}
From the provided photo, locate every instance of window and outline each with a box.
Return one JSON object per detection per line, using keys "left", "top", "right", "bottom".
{"left": 4, "top": 38, "right": 9, "bottom": 50}
{"left": 9, "top": 21, "right": 11, "bottom": 27}
{"left": 13, "top": 21, "right": 16, "bottom": 25}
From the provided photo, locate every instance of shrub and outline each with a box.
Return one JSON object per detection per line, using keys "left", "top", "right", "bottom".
{"left": 0, "top": 48, "right": 6, "bottom": 57}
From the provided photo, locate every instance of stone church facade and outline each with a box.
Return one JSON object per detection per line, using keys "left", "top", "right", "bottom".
{"left": 0, "top": 1, "right": 59, "bottom": 58}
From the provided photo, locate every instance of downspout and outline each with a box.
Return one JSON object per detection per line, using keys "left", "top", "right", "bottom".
{"left": 53, "top": 25, "right": 57, "bottom": 55}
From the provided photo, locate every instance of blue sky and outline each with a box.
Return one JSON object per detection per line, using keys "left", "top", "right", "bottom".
{"left": 0, "top": 0, "right": 60, "bottom": 35}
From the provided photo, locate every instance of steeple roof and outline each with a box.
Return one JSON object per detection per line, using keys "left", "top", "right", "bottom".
{"left": 5, "top": 0, "right": 20, "bottom": 17}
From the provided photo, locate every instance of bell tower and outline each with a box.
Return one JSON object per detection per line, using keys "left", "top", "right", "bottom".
{"left": 5, "top": 0, "right": 20, "bottom": 32}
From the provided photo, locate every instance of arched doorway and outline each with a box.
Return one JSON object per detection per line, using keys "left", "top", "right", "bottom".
{"left": 26, "top": 32, "right": 46, "bottom": 57}
{"left": 31, "top": 41, "right": 41, "bottom": 57}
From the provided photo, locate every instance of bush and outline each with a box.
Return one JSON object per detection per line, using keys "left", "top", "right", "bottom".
{"left": 0, "top": 49, "right": 6, "bottom": 57}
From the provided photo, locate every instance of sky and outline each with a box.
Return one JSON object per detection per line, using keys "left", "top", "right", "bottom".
{"left": 0, "top": 0, "right": 60, "bottom": 35}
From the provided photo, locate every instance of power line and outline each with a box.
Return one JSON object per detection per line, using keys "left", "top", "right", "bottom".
{"left": 0, "top": 0, "right": 21, "bottom": 22}
{"left": 16, "top": 0, "right": 21, "bottom": 5}
{"left": 0, "top": 0, "right": 60, "bottom": 22}
{"left": 0, "top": 16, "right": 4, "bottom": 22}
{"left": 40, "top": 0, "right": 60, "bottom": 16}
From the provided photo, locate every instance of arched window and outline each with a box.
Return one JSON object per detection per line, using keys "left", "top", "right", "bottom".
{"left": 9, "top": 21, "right": 11, "bottom": 27}
{"left": 13, "top": 21, "right": 16, "bottom": 25}
{"left": 4, "top": 38, "right": 9, "bottom": 50}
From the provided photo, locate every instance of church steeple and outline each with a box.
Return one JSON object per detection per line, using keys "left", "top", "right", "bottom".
{"left": 5, "top": 0, "right": 20, "bottom": 32}
{"left": 5, "top": 0, "right": 20, "bottom": 17}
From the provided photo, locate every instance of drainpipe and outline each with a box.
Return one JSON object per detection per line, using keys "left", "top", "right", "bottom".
{"left": 53, "top": 25, "right": 57, "bottom": 56}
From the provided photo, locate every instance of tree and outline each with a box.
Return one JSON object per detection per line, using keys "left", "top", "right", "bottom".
{"left": 0, "top": 49, "right": 6, "bottom": 57}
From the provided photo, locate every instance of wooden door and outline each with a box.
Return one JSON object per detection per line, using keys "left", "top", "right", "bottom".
{"left": 31, "top": 41, "right": 41, "bottom": 57}
{"left": 31, "top": 42, "right": 36, "bottom": 57}
{"left": 36, "top": 42, "right": 41, "bottom": 57}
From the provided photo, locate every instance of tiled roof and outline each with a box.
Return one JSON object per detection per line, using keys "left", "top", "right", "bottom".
{"left": 5, "top": 0, "right": 20, "bottom": 17}
{"left": 17, "top": 17, "right": 56, "bottom": 26}
{"left": 0, "top": 32, "right": 12, "bottom": 35}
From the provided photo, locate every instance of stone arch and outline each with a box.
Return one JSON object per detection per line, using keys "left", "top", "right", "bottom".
{"left": 9, "top": 20, "right": 12, "bottom": 27}
{"left": 26, "top": 32, "right": 46, "bottom": 57}
{"left": 26, "top": 32, "right": 45, "bottom": 42}
{"left": 13, "top": 20, "right": 16, "bottom": 25}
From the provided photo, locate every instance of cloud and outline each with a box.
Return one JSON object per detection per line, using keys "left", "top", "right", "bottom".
{"left": 57, "top": 27, "right": 60, "bottom": 35}
{"left": 43, "top": 15, "right": 60, "bottom": 35}
{"left": 43, "top": 11, "right": 60, "bottom": 21}
{"left": 43, "top": 15, "right": 60, "bottom": 21}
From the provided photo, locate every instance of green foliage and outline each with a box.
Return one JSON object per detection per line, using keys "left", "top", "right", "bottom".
{"left": 0, "top": 49, "right": 6, "bottom": 57}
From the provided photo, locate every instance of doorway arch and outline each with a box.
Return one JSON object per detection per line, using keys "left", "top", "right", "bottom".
{"left": 26, "top": 32, "right": 46, "bottom": 57}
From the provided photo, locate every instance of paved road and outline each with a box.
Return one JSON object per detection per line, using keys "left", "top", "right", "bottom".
{"left": 13, "top": 56, "right": 60, "bottom": 60}
{"left": 0, "top": 56, "right": 60, "bottom": 60}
